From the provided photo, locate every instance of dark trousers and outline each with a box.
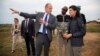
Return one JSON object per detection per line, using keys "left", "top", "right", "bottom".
{"left": 24, "top": 33, "right": 35, "bottom": 56}
{"left": 36, "top": 33, "right": 50, "bottom": 56}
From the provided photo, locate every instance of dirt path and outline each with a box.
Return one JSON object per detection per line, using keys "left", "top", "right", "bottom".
{"left": 84, "top": 32, "right": 100, "bottom": 41}
{"left": 0, "top": 32, "right": 100, "bottom": 56}
{"left": 50, "top": 32, "right": 100, "bottom": 56}
{"left": 81, "top": 32, "right": 100, "bottom": 56}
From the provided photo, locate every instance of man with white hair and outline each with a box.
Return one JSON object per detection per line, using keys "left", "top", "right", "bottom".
{"left": 10, "top": 3, "right": 57, "bottom": 56}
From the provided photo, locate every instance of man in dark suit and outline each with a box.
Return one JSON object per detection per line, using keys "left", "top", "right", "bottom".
{"left": 10, "top": 3, "right": 57, "bottom": 56}
{"left": 21, "top": 17, "right": 35, "bottom": 56}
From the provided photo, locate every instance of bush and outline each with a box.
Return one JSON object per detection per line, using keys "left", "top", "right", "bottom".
{"left": 0, "top": 24, "right": 11, "bottom": 32}
{"left": 86, "top": 24, "right": 100, "bottom": 32}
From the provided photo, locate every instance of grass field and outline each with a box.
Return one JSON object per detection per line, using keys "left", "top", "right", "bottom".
{"left": 86, "top": 23, "right": 100, "bottom": 32}
{"left": 0, "top": 24, "right": 100, "bottom": 56}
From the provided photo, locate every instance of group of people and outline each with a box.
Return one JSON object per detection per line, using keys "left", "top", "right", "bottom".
{"left": 10, "top": 3, "right": 86, "bottom": 56}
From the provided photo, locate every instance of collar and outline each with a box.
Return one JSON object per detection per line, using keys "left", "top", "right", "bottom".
{"left": 25, "top": 18, "right": 29, "bottom": 21}
{"left": 45, "top": 13, "right": 49, "bottom": 15}
{"left": 60, "top": 14, "right": 66, "bottom": 16}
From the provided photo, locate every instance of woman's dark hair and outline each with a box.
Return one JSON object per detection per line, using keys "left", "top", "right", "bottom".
{"left": 69, "top": 5, "right": 81, "bottom": 17}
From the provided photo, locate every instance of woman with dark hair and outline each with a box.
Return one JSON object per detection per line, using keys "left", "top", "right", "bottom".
{"left": 63, "top": 5, "right": 86, "bottom": 56}
{"left": 11, "top": 18, "right": 23, "bottom": 53}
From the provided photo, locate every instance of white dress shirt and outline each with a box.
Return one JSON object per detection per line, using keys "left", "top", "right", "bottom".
{"left": 39, "top": 13, "right": 49, "bottom": 34}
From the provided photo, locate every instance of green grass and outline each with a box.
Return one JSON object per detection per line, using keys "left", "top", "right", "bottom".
{"left": 0, "top": 24, "right": 11, "bottom": 32}
{"left": 0, "top": 24, "right": 26, "bottom": 56}
{"left": 86, "top": 24, "right": 100, "bottom": 32}
{"left": 0, "top": 24, "right": 100, "bottom": 56}
{"left": 0, "top": 24, "right": 57, "bottom": 56}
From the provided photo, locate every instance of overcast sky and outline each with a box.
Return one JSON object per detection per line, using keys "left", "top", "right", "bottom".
{"left": 0, "top": 0, "right": 100, "bottom": 24}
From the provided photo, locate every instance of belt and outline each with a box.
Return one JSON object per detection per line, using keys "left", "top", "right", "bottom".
{"left": 38, "top": 32, "right": 47, "bottom": 35}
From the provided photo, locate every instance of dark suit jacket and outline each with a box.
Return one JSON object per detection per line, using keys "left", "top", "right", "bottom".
{"left": 68, "top": 16, "right": 86, "bottom": 46}
{"left": 21, "top": 19, "right": 35, "bottom": 37}
{"left": 20, "top": 12, "right": 57, "bottom": 41}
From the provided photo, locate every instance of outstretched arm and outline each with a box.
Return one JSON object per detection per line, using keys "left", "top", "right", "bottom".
{"left": 10, "top": 8, "right": 37, "bottom": 19}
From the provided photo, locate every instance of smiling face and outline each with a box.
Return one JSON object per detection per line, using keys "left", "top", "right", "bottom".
{"left": 69, "top": 5, "right": 80, "bottom": 17}
{"left": 69, "top": 8, "right": 76, "bottom": 17}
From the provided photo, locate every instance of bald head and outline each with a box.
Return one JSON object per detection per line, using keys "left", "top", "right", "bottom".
{"left": 45, "top": 3, "right": 53, "bottom": 14}
{"left": 62, "top": 6, "right": 68, "bottom": 15}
